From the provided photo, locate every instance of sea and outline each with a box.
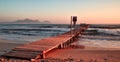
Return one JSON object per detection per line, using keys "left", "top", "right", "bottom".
{"left": 0, "top": 24, "right": 120, "bottom": 48}
{"left": 0, "top": 24, "right": 70, "bottom": 42}
{"left": 77, "top": 24, "right": 120, "bottom": 49}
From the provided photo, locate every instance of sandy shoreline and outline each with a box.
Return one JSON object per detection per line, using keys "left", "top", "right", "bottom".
{"left": 0, "top": 39, "right": 120, "bottom": 62}
{"left": 45, "top": 46, "right": 120, "bottom": 62}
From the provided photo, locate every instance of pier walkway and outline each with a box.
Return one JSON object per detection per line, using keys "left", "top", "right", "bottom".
{"left": 2, "top": 24, "right": 89, "bottom": 61}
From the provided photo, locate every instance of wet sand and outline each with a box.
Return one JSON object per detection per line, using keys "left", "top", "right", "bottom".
{"left": 0, "top": 39, "right": 28, "bottom": 56}
{"left": 46, "top": 46, "right": 120, "bottom": 62}
{"left": 0, "top": 39, "right": 120, "bottom": 62}
{"left": 45, "top": 40, "right": 120, "bottom": 62}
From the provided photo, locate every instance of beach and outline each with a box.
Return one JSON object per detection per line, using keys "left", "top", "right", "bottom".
{"left": 0, "top": 0, "right": 120, "bottom": 61}
{"left": 45, "top": 34, "right": 120, "bottom": 62}
{"left": 0, "top": 24, "right": 120, "bottom": 62}
{"left": 0, "top": 38, "right": 120, "bottom": 62}
{"left": 46, "top": 47, "right": 120, "bottom": 62}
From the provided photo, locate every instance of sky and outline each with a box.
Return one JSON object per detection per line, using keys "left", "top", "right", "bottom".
{"left": 0, "top": 0, "right": 120, "bottom": 24}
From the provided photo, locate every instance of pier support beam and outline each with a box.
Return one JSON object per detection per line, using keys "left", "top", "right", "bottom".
{"left": 58, "top": 43, "right": 63, "bottom": 49}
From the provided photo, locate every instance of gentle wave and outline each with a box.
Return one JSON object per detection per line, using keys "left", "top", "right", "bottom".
{"left": 0, "top": 24, "right": 70, "bottom": 41}
{"left": 87, "top": 28, "right": 120, "bottom": 36}
{"left": 78, "top": 39, "right": 120, "bottom": 48}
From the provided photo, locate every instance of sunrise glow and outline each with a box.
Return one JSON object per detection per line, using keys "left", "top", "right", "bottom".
{"left": 0, "top": 0, "right": 120, "bottom": 24}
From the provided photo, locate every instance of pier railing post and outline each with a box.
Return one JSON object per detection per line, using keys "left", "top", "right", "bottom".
{"left": 70, "top": 16, "right": 72, "bottom": 37}
{"left": 42, "top": 51, "right": 45, "bottom": 59}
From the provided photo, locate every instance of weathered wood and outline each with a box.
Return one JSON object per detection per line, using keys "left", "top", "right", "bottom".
{"left": 3, "top": 50, "right": 41, "bottom": 60}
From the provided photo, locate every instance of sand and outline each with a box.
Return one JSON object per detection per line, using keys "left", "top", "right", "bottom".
{"left": 45, "top": 47, "right": 120, "bottom": 62}
{"left": 45, "top": 42, "right": 120, "bottom": 62}
{"left": 0, "top": 39, "right": 120, "bottom": 62}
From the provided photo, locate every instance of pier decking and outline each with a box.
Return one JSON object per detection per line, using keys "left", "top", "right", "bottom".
{"left": 2, "top": 24, "right": 89, "bottom": 61}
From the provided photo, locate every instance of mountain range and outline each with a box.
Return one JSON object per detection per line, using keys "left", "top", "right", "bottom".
{"left": 0, "top": 19, "right": 51, "bottom": 24}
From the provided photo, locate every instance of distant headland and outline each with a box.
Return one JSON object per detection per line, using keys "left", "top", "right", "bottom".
{"left": 0, "top": 18, "right": 51, "bottom": 24}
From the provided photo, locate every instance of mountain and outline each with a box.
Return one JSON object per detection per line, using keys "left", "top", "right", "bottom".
{"left": 0, "top": 19, "right": 51, "bottom": 24}
{"left": 15, "top": 19, "right": 40, "bottom": 24}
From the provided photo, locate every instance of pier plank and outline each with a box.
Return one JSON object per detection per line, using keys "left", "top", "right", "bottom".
{"left": 4, "top": 50, "right": 40, "bottom": 59}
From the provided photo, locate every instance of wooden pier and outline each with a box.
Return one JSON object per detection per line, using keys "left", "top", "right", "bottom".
{"left": 2, "top": 24, "right": 89, "bottom": 61}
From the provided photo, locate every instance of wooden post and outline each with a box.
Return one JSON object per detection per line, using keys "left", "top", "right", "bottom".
{"left": 70, "top": 16, "right": 72, "bottom": 37}
{"left": 42, "top": 51, "right": 45, "bottom": 59}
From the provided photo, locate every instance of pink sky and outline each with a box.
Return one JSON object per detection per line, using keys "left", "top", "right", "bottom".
{"left": 0, "top": 0, "right": 120, "bottom": 24}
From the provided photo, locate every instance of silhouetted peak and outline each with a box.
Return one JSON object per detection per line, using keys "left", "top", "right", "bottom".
{"left": 16, "top": 18, "right": 40, "bottom": 23}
